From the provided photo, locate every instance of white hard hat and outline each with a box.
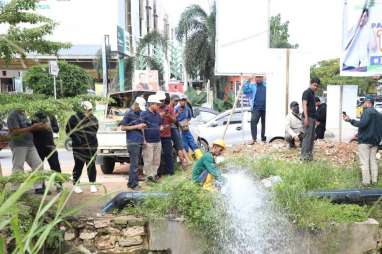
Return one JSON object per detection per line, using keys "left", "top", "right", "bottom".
{"left": 81, "top": 101, "right": 93, "bottom": 111}
{"left": 134, "top": 97, "right": 146, "bottom": 111}
{"left": 147, "top": 95, "right": 161, "bottom": 104}
{"left": 179, "top": 94, "right": 187, "bottom": 100}
{"left": 156, "top": 90, "right": 166, "bottom": 101}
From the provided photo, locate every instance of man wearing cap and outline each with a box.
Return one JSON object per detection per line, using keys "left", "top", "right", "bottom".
{"left": 175, "top": 95, "right": 198, "bottom": 158}
{"left": 301, "top": 78, "right": 320, "bottom": 161}
{"left": 141, "top": 95, "right": 162, "bottom": 182}
{"left": 243, "top": 75, "right": 267, "bottom": 144}
{"left": 7, "top": 107, "right": 47, "bottom": 193}
{"left": 315, "top": 97, "right": 327, "bottom": 140}
{"left": 285, "top": 101, "right": 304, "bottom": 149}
{"left": 66, "top": 101, "right": 99, "bottom": 193}
{"left": 343, "top": 96, "right": 381, "bottom": 186}
{"left": 192, "top": 139, "right": 225, "bottom": 191}
{"left": 120, "top": 97, "right": 147, "bottom": 190}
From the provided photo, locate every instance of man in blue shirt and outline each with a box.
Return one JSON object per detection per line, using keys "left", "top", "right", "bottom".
{"left": 243, "top": 75, "right": 267, "bottom": 144}
{"left": 175, "top": 95, "right": 198, "bottom": 156}
{"left": 121, "top": 97, "right": 147, "bottom": 190}
{"left": 141, "top": 95, "right": 162, "bottom": 183}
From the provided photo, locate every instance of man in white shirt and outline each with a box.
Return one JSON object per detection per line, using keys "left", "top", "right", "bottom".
{"left": 285, "top": 101, "right": 304, "bottom": 149}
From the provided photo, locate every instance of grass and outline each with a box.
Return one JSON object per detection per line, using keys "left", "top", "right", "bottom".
{"left": 231, "top": 156, "right": 369, "bottom": 231}
{"left": 122, "top": 170, "right": 226, "bottom": 250}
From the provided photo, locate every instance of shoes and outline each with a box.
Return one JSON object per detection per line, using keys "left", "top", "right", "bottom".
{"left": 128, "top": 184, "right": 142, "bottom": 191}
{"left": 146, "top": 176, "right": 157, "bottom": 183}
{"left": 90, "top": 185, "right": 98, "bottom": 193}
{"left": 73, "top": 186, "right": 83, "bottom": 194}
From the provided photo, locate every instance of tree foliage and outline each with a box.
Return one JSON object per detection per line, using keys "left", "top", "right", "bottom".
{"left": 270, "top": 14, "right": 298, "bottom": 48}
{"left": 176, "top": 4, "right": 215, "bottom": 81}
{"left": 0, "top": 0, "right": 70, "bottom": 63}
{"left": 23, "top": 61, "right": 93, "bottom": 97}
{"left": 310, "top": 58, "right": 378, "bottom": 95}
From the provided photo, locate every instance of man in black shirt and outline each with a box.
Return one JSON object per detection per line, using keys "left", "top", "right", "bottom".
{"left": 301, "top": 78, "right": 320, "bottom": 161}
{"left": 315, "top": 97, "right": 327, "bottom": 139}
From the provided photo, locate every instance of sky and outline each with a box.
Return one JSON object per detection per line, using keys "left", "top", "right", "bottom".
{"left": 0, "top": 0, "right": 343, "bottom": 64}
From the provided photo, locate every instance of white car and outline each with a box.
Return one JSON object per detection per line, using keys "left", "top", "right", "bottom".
{"left": 375, "top": 102, "right": 382, "bottom": 113}
{"left": 191, "top": 107, "right": 286, "bottom": 151}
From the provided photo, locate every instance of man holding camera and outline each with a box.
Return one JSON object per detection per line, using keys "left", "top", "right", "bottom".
{"left": 343, "top": 96, "right": 381, "bottom": 186}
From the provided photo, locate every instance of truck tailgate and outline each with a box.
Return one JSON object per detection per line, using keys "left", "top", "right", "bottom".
{"left": 97, "top": 131, "right": 126, "bottom": 149}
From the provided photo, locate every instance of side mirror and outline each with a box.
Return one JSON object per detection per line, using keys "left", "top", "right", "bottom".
{"left": 210, "top": 122, "right": 218, "bottom": 127}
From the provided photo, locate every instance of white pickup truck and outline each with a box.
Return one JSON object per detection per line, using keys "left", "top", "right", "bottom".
{"left": 96, "top": 90, "right": 166, "bottom": 174}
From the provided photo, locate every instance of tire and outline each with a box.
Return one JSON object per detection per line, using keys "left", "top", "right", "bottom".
{"left": 64, "top": 138, "right": 72, "bottom": 151}
{"left": 198, "top": 139, "right": 209, "bottom": 152}
{"left": 101, "top": 157, "right": 115, "bottom": 174}
{"left": 269, "top": 137, "right": 285, "bottom": 143}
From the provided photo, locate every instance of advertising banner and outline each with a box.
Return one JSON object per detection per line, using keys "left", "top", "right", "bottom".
{"left": 341, "top": 0, "right": 382, "bottom": 76}
{"left": 133, "top": 70, "right": 160, "bottom": 91}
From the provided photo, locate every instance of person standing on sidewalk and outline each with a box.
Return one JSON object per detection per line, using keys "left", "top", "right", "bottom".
{"left": 301, "top": 78, "right": 320, "bottom": 161}
{"left": 32, "top": 111, "right": 61, "bottom": 173}
{"left": 243, "top": 75, "right": 267, "bottom": 144}
{"left": 343, "top": 96, "right": 381, "bottom": 186}
{"left": 121, "top": 97, "right": 147, "bottom": 190}
{"left": 7, "top": 107, "right": 47, "bottom": 193}
{"left": 66, "top": 101, "right": 99, "bottom": 193}
{"left": 141, "top": 95, "right": 162, "bottom": 183}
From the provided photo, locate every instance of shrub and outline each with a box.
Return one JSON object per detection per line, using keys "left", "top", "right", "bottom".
{"left": 23, "top": 61, "right": 93, "bottom": 97}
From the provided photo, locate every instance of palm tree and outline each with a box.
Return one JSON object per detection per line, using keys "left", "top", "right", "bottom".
{"left": 135, "top": 31, "right": 168, "bottom": 86}
{"left": 176, "top": 4, "right": 216, "bottom": 87}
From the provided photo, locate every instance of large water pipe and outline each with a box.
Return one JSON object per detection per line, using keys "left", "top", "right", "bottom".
{"left": 307, "top": 188, "right": 382, "bottom": 204}
{"left": 101, "top": 192, "right": 169, "bottom": 214}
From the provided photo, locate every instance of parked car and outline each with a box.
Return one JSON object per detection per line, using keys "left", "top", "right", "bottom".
{"left": 190, "top": 107, "right": 284, "bottom": 152}
{"left": 0, "top": 120, "right": 9, "bottom": 150}
{"left": 375, "top": 102, "right": 382, "bottom": 113}
{"left": 191, "top": 107, "right": 219, "bottom": 126}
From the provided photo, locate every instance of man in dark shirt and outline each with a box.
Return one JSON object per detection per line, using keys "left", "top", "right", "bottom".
{"left": 66, "top": 101, "right": 99, "bottom": 194}
{"left": 301, "top": 78, "right": 320, "bottom": 161}
{"left": 32, "top": 111, "right": 61, "bottom": 173}
{"left": 121, "top": 97, "right": 147, "bottom": 190}
{"left": 141, "top": 95, "right": 162, "bottom": 182}
{"left": 243, "top": 75, "right": 267, "bottom": 143}
{"left": 315, "top": 97, "right": 327, "bottom": 139}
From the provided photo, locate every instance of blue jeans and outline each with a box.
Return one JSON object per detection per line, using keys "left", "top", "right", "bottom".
{"left": 171, "top": 127, "right": 183, "bottom": 151}
{"left": 127, "top": 142, "right": 142, "bottom": 187}
{"left": 181, "top": 130, "right": 197, "bottom": 152}
{"left": 158, "top": 137, "right": 174, "bottom": 176}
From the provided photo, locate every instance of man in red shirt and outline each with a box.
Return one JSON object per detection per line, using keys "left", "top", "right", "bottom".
{"left": 156, "top": 91, "right": 175, "bottom": 178}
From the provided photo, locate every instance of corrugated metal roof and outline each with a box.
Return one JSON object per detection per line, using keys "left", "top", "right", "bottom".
{"left": 57, "top": 44, "right": 102, "bottom": 57}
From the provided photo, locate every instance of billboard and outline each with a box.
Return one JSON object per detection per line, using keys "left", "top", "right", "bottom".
{"left": 341, "top": 0, "right": 382, "bottom": 76}
{"left": 215, "top": 0, "right": 269, "bottom": 75}
{"left": 133, "top": 70, "right": 160, "bottom": 91}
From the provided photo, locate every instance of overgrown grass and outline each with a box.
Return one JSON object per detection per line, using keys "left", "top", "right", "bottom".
{"left": 123, "top": 171, "right": 225, "bottom": 249}
{"left": 232, "top": 156, "right": 368, "bottom": 231}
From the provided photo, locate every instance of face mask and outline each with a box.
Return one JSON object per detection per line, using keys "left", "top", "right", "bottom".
{"left": 292, "top": 106, "right": 299, "bottom": 114}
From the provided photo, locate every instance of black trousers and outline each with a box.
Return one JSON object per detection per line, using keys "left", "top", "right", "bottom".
{"left": 251, "top": 110, "right": 266, "bottom": 141}
{"left": 315, "top": 124, "right": 326, "bottom": 139}
{"left": 72, "top": 147, "right": 97, "bottom": 183}
{"left": 36, "top": 145, "right": 61, "bottom": 173}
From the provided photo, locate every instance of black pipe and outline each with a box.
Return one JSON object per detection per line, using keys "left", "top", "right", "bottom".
{"left": 307, "top": 188, "right": 382, "bottom": 204}
{"left": 101, "top": 192, "right": 169, "bottom": 214}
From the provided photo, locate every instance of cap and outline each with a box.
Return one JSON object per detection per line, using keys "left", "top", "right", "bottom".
{"left": 147, "top": 95, "right": 161, "bottom": 104}
{"left": 179, "top": 94, "right": 187, "bottom": 100}
{"left": 365, "top": 95, "right": 374, "bottom": 103}
{"left": 156, "top": 90, "right": 167, "bottom": 101}
{"left": 81, "top": 101, "right": 93, "bottom": 111}
{"left": 134, "top": 97, "right": 146, "bottom": 111}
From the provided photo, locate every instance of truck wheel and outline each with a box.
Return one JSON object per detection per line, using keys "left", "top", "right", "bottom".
{"left": 64, "top": 138, "right": 72, "bottom": 151}
{"left": 101, "top": 157, "right": 115, "bottom": 174}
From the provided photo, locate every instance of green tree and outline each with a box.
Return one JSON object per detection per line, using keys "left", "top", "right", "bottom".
{"left": 270, "top": 14, "right": 298, "bottom": 48}
{"left": 176, "top": 4, "right": 216, "bottom": 82}
{"left": 0, "top": 0, "right": 69, "bottom": 63}
{"left": 23, "top": 61, "right": 93, "bottom": 97}
{"left": 310, "top": 58, "right": 377, "bottom": 95}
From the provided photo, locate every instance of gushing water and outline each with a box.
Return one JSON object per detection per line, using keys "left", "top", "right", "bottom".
{"left": 217, "top": 168, "right": 296, "bottom": 253}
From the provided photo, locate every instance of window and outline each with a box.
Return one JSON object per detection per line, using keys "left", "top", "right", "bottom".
{"left": 216, "top": 112, "right": 243, "bottom": 126}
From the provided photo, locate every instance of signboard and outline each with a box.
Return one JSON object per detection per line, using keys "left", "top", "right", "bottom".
{"left": 215, "top": 0, "right": 269, "bottom": 75}
{"left": 341, "top": 0, "right": 382, "bottom": 76}
{"left": 133, "top": 70, "right": 160, "bottom": 91}
{"left": 48, "top": 61, "right": 59, "bottom": 76}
